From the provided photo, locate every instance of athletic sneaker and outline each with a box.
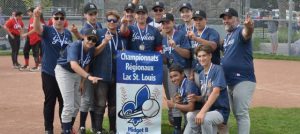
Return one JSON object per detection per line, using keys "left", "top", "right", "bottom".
{"left": 13, "top": 65, "right": 19, "bottom": 69}
{"left": 45, "top": 130, "right": 54, "bottom": 134}
{"left": 19, "top": 65, "right": 29, "bottom": 71}
{"left": 109, "top": 131, "right": 116, "bottom": 134}
{"left": 13, "top": 63, "right": 21, "bottom": 69}
{"left": 96, "top": 129, "right": 108, "bottom": 134}
{"left": 78, "top": 127, "right": 86, "bottom": 134}
{"left": 29, "top": 67, "right": 40, "bottom": 72}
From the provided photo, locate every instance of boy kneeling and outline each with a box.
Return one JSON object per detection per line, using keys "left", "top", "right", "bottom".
{"left": 165, "top": 64, "right": 202, "bottom": 134}
{"left": 184, "top": 45, "right": 230, "bottom": 134}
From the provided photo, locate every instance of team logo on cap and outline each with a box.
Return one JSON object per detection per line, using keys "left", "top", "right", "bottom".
{"left": 196, "top": 11, "right": 200, "bottom": 14}
{"left": 183, "top": 3, "right": 186, "bottom": 6}
{"left": 225, "top": 8, "right": 229, "bottom": 12}
{"left": 58, "top": 8, "right": 62, "bottom": 11}
{"left": 128, "top": 3, "right": 132, "bottom": 7}
{"left": 156, "top": 2, "right": 159, "bottom": 5}
{"left": 90, "top": 4, "right": 95, "bottom": 9}
{"left": 139, "top": 5, "right": 143, "bottom": 9}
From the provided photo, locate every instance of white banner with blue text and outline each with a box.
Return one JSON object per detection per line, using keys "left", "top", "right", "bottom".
{"left": 116, "top": 50, "right": 163, "bottom": 134}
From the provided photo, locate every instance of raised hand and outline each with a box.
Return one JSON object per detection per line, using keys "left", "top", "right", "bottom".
{"left": 167, "top": 35, "right": 176, "bottom": 48}
{"left": 160, "top": 26, "right": 167, "bottom": 37}
{"left": 132, "top": 0, "right": 140, "bottom": 5}
{"left": 71, "top": 24, "right": 78, "bottom": 33}
{"left": 244, "top": 13, "right": 254, "bottom": 29}
{"left": 102, "top": 31, "right": 112, "bottom": 44}
{"left": 33, "top": 6, "right": 42, "bottom": 18}
{"left": 187, "top": 31, "right": 196, "bottom": 40}
{"left": 242, "top": 13, "right": 254, "bottom": 40}
{"left": 121, "top": 17, "right": 129, "bottom": 26}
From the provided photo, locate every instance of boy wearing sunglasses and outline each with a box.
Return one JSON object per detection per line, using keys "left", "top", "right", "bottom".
{"left": 187, "top": 10, "right": 221, "bottom": 88}
{"left": 47, "top": 15, "right": 68, "bottom": 28}
{"left": 33, "top": 7, "right": 73, "bottom": 134}
{"left": 55, "top": 28, "right": 102, "bottom": 134}
{"left": 73, "top": 3, "right": 103, "bottom": 134}
{"left": 149, "top": 1, "right": 165, "bottom": 30}
{"left": 91, "top": 10, "right": 128, "bottom": 134}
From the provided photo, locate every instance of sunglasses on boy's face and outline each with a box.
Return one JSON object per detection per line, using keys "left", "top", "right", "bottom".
{"left": 53, "top": 16, "right": 65, "bottom": 21}
{"left": 153, "top": 8, "right": 163, "bottom": 12}
{"left": 106, "top": 18, "right": 118, "bottom": 23}
{"left": 87, "top": 36, "right": 98, "bottom": 43}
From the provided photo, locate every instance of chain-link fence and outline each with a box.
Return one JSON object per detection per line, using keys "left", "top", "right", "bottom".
{"left": 0, "top": 0, "right": 299, "bottom": 56}
{"left": 250, "top": 0, "right": 300, "bottom": 56}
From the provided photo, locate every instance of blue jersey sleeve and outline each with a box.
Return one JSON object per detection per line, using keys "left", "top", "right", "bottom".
{"left": 237, "top": 26, "right": 251, "bottom": 43}
{"left": 212, "top": 65, "right": 227, "bottom": 90}
{"left": 96, "top": 29, "right": 107, "bottom": 46}
{"left": 42, "top": 25, "right": 51, "bottom": 39}
{"left": 67, "top": 42, "right": 81, "bottom": 62}
{"left": 187, "top": 80, "right": 200, "bottom": 96}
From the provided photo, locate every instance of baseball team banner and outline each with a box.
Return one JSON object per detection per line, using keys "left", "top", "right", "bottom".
{"left": 116, "top": 50, "right": 163, "bottom": 134}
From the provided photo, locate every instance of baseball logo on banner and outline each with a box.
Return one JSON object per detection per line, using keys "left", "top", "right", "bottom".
{"left": 116, "top": 50, "right": 163, "bottom": 134}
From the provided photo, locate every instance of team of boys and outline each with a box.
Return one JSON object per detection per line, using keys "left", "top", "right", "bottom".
{"left": 4, "top": 0, "right": 256, "bottom": 134}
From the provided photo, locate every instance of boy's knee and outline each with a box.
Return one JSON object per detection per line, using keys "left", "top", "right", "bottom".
{"left": 186, "top": 112, "right": 196, "bottom": 122}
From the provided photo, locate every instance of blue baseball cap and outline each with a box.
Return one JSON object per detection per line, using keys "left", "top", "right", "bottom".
{"left": 52, "top": 8, "right": 66, "bottom": 16}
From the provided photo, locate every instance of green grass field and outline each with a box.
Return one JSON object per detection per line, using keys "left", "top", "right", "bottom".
{"left": 253, "top": 53, "right": 300, "bottom": 61}
{"left": 86, "top": 107, "right": 300, "bottom": 134}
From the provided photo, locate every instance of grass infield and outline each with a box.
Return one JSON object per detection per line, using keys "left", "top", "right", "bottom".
{"left": 85, "top": 107, "right": 300, "bottom": 134}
